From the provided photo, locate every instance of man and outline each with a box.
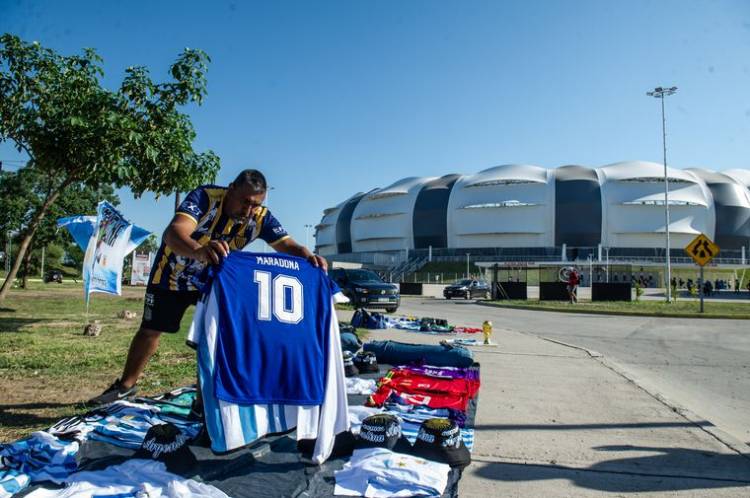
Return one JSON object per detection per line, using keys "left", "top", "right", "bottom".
{"left": 88, "top": 169, "right": 326, "bottom": 405}
{"left": 566, "top": 267, "right": 579, "bottom": 304}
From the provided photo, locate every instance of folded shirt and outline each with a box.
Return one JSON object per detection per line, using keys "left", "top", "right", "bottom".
{"left": 0, "top": 432, "right": 78, "bottom": 485}
{"left": 48, "top": 400, "right": 201, "bottom": 449}
{"left": 346, "top": 377, "right": 377, "bottom": 395}
{"left": 23, "top": 459, "right": 229, "bottom": 498}
{"left": 334, "top": 447, "right": 450, "bottom": 497}
{"left": 367, "top": 368, "right": 479, "bottom": 411}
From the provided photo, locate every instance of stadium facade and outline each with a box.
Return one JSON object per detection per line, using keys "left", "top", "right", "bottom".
{"left": 315, "top": 161, "right": 750, "bottom": 265}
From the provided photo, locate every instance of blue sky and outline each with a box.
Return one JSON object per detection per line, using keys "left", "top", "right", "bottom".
{"left": 1, "top": 0, "right": 749, "bottom": 248}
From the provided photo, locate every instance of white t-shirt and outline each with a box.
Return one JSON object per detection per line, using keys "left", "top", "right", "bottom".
{"left": 346, "top": 377, "right": 377, "bottom": 395}
{"left": 334, "top": 447, "right": 450, "bottom": 497}
{"left": 24, "top": 459, "right": 228, "bottom": 498}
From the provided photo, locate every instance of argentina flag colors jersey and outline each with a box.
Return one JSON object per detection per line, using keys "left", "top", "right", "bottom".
{"left": 187, "top": 252, "right": 350, "bottom": 463}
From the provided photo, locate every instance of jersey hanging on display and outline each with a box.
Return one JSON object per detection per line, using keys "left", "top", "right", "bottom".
{"left": 187, "top": 252, "right": 350, "bottom": 463}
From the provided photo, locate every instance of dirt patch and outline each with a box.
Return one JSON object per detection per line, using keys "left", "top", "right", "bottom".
{"left": 0, "top": 375, "right": 91, "bottom": 441}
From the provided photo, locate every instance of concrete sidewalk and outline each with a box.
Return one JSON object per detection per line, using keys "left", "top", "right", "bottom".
{"left": 340, "top": 312, "right": 750, "bottom": 496}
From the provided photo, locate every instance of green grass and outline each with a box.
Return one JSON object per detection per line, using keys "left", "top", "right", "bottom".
{"left": 0, "top": 282, "right": 196, "bottom": 441}
{"left": 0, "top": 282, "right": 369, "bottom": 442}
{"left": 485, "top": 298, "right": 750, "bottom": 319}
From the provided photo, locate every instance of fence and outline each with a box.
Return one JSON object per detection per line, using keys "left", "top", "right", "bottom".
{"left": 391, "top": 272, "right": 483, "bottom": 284}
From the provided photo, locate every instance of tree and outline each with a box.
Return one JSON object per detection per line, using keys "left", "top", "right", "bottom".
{"left": 138, "top": 234, "right": 160, "bottom": 255}
{"left": 0, "top": 34, "right": 220, "bottom": 300}
{"left": 1, "top": 165, "right": 119, "bottom": 287}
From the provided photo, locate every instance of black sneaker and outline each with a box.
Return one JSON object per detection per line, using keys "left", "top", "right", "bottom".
{"left": 188, "top": 398, "right": 204, "bottom": 422}
{"left": 87, "top": 379, "right": 137, "bottom": 406}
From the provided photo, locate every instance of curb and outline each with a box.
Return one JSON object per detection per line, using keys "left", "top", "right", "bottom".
{"left": 476, "top": 300, "right": 750, "bottom": 320}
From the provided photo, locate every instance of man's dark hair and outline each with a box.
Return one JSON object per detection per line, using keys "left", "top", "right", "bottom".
{"left": 232, "top": 169, "right": 267, "bottom": 192}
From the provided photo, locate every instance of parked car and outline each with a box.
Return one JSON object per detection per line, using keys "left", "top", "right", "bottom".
{"left": 44, "top": 270, "right": 63, "bottom": 283}
{"left": 443, "top": 279, "right": 491, "bottom": 300}
{"left": 329, "top": 268, "right": 400, "bottom": 313}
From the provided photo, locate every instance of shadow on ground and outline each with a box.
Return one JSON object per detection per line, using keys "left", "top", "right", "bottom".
{"left": 0, "top": 402, "right": 79, "bottom": 429}
{"left": 474, "top": 445, "right": 750, "bottom": 493}
{"left": 0, "top": 317, "right": 42, "bottom": 332}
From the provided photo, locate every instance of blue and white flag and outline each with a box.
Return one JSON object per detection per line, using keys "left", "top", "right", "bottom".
{"left": 56, "top": 215, "right": 97, "bottom": 251}
{"left": 59, "top": 202, "right": 150, "bottom": 303}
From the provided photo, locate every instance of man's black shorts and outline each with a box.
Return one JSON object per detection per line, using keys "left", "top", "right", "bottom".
{"left": 141, "top": 286, "right": 200, "bottom": 333}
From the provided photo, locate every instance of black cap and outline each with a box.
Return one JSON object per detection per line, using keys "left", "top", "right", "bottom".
{"left": 353, "top": 351, "right": 379, "bottom": 373}
{"left": 343, "top": 350, "right": 359, "bottom": 377}
{"left": 411, "top": 418, "right": 471, "bottom": 469}
{"left": 134, "top": 423, "right": 198, "bottom": 475}
{"left": 355, "top": 414, "right": 412, "bottom": 454}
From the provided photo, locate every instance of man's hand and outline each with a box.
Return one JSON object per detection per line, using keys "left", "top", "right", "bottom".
{"left": 307, "top": 254, "right": 328, "bottom": 272}
{"left": 272, "top": 237, "right": 328, "bottom": 272}
{"left": 195, "top": 240, "right": 230, "bottom": 265}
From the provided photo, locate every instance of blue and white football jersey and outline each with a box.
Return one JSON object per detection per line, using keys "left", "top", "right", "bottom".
{"left": 211, "top": 252, "right": 337, "bottom": 405}
{"left": 187, "top": 252, "right": 350, "bottom": 463}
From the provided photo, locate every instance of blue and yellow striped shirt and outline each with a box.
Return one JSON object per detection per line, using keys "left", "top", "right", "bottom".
{"left": 149, "top": 185, "right": 289, "bottom": 291}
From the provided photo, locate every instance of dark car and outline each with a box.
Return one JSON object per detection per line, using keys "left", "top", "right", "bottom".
{"left": 44, "top": 270, "right": 63, "bottom": 283}
{"left": 330, "top": 268, "right": 400, "bottom": 313}
{"left": 443, "top": 279, "right": 491, "bottom": 300}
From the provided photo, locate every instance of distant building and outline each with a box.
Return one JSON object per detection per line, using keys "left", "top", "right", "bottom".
{"left": 316, "top": 161, "right": 750, "bottom": 264}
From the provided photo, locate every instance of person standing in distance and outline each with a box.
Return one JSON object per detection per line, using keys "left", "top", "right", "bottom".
{"left": 567, "top": 267, "right": 580, "bottom": 304}
{"left": 88, "top": 169, "right": 326, "bottom": 405}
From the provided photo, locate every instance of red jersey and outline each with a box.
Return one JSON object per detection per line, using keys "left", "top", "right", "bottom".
{"left": 366, "top": 368, "right": 480, "bottom": 411}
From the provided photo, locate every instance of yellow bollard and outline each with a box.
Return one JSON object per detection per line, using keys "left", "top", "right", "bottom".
{"left": 482, "top": 320, "right": 493, "bottom": 345}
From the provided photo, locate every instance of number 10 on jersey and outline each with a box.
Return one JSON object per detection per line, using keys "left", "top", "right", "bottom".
{"left": 253, "top": 270, "right": 304, "bottom": 324}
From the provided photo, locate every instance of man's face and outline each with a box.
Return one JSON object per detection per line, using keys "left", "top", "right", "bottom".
{"left": 224, "top": 183, "right": 267, "bottom": 223}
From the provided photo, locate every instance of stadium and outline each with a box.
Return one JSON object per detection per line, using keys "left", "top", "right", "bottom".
{"left": 315, "top": 161, "right": 750, "bottom": 281}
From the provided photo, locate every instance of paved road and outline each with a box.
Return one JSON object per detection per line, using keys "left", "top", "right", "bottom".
{"left": 396, "top": 297, "right": 750, "bottom": 448}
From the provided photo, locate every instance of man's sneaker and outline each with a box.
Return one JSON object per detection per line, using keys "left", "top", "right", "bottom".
{"left": 87, "top": 379, "right": 137, "bottom": 406}
{"left": 188, "top": 398, "right": 204, "bottom": 422}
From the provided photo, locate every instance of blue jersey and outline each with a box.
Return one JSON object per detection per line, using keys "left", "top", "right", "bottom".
{"left": 187, "top": 252, "right": 350, "bottom": 462}
{"left": 211, "top": 252, "right": 337, "bottom": 405}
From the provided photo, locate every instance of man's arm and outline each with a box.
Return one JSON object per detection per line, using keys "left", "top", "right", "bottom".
{"left": 163, "top": 214, "right": 229, "bottom": 265}
{"left": 271, "top": 237, "right": 328, "bottom": 272}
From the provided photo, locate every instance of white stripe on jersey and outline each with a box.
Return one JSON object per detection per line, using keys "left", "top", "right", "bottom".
{"left": 188, "top": 289, "right": 350, "bottom": 463}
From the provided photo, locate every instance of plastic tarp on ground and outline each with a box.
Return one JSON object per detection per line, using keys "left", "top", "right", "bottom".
{"left": 16, "top": 365, "right": 476, "bottom": 498}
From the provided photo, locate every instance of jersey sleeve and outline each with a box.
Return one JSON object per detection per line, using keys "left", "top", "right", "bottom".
{"left": 259, "top": 210, "right": 290, "bottom": 245}
{"left": 327, "top": 275, "right": 349, "bottom": 304}
{"left": 176, "top": 187, "right": 209, "bottom": 223}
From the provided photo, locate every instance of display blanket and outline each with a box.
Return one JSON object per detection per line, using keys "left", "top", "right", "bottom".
{"left": 12, "top": 365, "right": 478, "bottom": 498}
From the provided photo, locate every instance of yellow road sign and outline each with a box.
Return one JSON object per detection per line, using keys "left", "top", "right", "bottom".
{"left": 685, "top": 233, "right": 720, "bottom": 266}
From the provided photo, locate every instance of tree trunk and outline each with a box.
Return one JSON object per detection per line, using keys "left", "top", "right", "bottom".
{"left": 0, "top": 187, "right": 65, "bottom": 301}
{"left": 20, "top": 246, "right": 33, "bottom": 289}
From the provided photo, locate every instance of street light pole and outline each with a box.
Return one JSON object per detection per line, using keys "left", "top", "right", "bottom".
{"left": 466, "top": 253, "right": 470, "bottom": 279}
{"left": 647, "top": 86, "right": 678, "bottom": 303}
{"left": 304, "top": 224, "right": 314, "bottom": 249}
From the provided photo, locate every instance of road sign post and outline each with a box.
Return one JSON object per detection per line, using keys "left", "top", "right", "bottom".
{"left": 699, "top": 266, "right": 704, "bottom": 313}
{"left": 685, "top": 233, "right": 720, "bottom": 314}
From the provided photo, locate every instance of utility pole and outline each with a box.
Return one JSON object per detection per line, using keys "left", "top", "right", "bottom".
{"left": 647, "top": 86, "right": 678, "bottom": 302}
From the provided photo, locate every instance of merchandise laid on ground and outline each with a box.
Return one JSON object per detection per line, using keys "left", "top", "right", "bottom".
{"left": 0, "top": 361, "right": 480, "bottom": 498}
{"left": 1, "top": 253, "right": 480, "bottom": 498}
{"left": 350, "top": 309, "right": 482, "bottom": 334}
